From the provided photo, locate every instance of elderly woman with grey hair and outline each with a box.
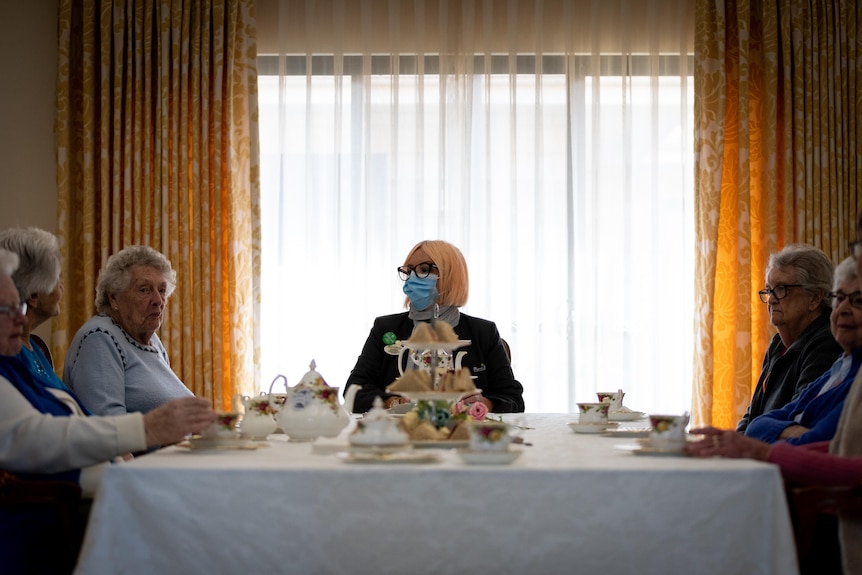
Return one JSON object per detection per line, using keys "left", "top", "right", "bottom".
{"left": 0, "top": 227, "right": 68, "bottom": 392}
{"left": 737, "top": 243, "right": 843, "bottom": 432}
{"left": 64, "top": 245, "right": 193, "bottom": 416}
{"left": 0, "top": 248, "right": 214, "bottom": 500}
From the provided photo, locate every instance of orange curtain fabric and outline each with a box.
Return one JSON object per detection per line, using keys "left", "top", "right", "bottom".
{"left": 694, "top": 0, "right": 862, "bottom": 427}
{"left": 54, "top": 0, "right": 261, "bottom": 409}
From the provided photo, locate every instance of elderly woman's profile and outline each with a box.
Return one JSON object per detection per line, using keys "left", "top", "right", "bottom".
{"left": 64, "top": 245, "right": 193, "bottom": 415}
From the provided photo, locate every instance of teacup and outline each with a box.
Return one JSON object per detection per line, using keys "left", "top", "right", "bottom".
{"left": 596, "top": 390, "right": 625, "bottom": 410}
{"left": 577, "top": 402, "right": 610, "bottom": 425}
{"left": 648, "top": 413, "right": 690, "bottom": 447}
{"left": 202, "top": 411, "right": 241, "bottom": 439}
{"left": 468, "top": 421, "right": 512, "bottom": 452}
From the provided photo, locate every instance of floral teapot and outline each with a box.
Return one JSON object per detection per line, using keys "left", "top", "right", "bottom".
{"left": 273, "top": 360, "right": 356, "bottom": 441}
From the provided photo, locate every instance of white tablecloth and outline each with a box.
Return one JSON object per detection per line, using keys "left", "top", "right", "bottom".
{"left": 74, "top": 414, "right": 798, "bottom": 575}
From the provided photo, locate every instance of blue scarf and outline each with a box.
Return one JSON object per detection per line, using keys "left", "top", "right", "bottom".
{"left": 0, "top": 355, "right": 85, "bottom": 483}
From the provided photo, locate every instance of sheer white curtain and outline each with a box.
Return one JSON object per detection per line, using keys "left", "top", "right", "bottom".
{"left": 256, "top": 0, "right": 695, "bottom": 414}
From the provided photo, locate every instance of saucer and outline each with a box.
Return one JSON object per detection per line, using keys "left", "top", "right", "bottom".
{"left": 347, "top": 443, "right": 412, "bottom": 454}
{"left": 602, "top": 427, "right": 651, "bottom": 438}
{"left": 336, "top": 450, "right": 441, "bottom": 464}
{"left": 614, "top": 443, "right": 686, "bottom": 457}
{"left": 456, "top": 449, "right": 522, "bottom": 465}
{"left": 608, "top": 410, "right": 647, "bottom": 422}
{"left": 239, "top": 433, "right": 272, "bottom": 441}
{"left": 181, "top": 437, "right": 262, "bottom": 451}
{"left": 567, "top": 422, "right": 618, "bottom": 434}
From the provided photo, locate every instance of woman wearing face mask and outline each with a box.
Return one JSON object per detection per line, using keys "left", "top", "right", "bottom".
{"left": 344, "top": 240, "right": 525, "bottom": 413}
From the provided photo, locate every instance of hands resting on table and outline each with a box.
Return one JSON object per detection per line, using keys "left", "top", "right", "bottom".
{"left": 143, "top": 397, "right": 216, "bottom": 447}
{"left": 684, "top": 426, "right": 773, "bottom": 461}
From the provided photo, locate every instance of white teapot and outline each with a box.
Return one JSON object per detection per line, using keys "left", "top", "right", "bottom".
{"left": 273, "top": 360, "right": 356, "bottom": 442}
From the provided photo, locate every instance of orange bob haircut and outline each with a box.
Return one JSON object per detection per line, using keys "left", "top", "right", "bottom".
{"left": 402, "top": 240, "right": 469, "bottom": 308}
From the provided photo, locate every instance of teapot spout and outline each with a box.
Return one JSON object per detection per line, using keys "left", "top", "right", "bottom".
{"left": 343, "top": 384, "right": 361, "bottom": 414}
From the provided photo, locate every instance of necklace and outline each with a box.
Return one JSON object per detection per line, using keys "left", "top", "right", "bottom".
{"left": 31, "top": 356, "right": 48, "bottom": 377}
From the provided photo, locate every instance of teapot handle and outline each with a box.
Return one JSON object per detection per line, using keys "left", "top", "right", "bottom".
{"left": 269, "top": 374, "right": 288, "bottom": 395}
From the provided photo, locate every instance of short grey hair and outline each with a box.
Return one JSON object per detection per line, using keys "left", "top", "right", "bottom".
{"left": 95, "top": 245, "right": 177, "bottom": 314}
{"left": 0, "top": 227, "right": 61, "bottom": 300}
{"left": 833, "top": 256, "right": 859, "bottom": 290}
{"left": 0, "top": 249, "right": 19, "bottom": 277}
{"left": 767, "top": 244, "right": 834, "bottom": 310}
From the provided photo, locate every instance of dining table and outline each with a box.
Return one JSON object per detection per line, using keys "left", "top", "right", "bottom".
{"left": 73, "top": 413, "right": 799, "bottom": 575}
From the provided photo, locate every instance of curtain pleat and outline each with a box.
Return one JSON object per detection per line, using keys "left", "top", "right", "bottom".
{"left": 694, "top": 0, "right": 862, "bottom": 427}
{"left": 55, "top": 0, "right": 261, "bottom": 409}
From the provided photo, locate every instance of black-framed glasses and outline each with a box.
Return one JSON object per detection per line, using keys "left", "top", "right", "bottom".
{"left": 828, "top": 290, "right": 862, "bottom": 310}
{"left": 397, "top": 261, "right": 438, "bottom": 281}
{"left": 0, "top": 302, "right": 27, "bottom": 319}
{"left": 850, "top": 241, "right": 862, "bottom": 259}
{"left": 758, "top": 284, "right": 804, "bottom": 303}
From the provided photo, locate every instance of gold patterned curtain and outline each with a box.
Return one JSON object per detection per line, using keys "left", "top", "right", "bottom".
{"left": 54, "top": 0, "right": 261, "bottom": 410}
{"left": 694, "top": 0, "right": 862, "bottom": 427}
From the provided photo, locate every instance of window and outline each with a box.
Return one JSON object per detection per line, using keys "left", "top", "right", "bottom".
{"left": 258, "top": 53, "right": 693, "bottom": 414}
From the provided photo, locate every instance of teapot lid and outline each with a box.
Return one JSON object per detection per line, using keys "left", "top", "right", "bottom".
{"left": 364, "top": 396, "right": 390, "bottom": 422}
{"left": 298, "top": 359, "right": 329, "bottom": 387}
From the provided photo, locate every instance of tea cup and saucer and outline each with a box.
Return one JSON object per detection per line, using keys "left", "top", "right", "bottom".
{"left": 456, "top": 420, "right": 522, "bottom": 465}
{"left": 568, "top": 402, "right": 618, "bottom": 434}
{"left": 630, "top": 412, "right": 690, "bottom": 455}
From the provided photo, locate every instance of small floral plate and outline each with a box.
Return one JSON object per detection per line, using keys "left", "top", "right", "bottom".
{"left": 568, "top": 422, "right": 619, "bottom": 434}
{"left": 456, "top": 449, "right": 522, "bottom": 465}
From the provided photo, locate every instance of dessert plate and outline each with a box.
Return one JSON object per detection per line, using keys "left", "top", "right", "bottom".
{"left": 336, "top": 451, "right": 441, "bottom": 464}
{"left": 391, "top": 390, "right": 481, "bottom": 402}
{"left": 567, "top": 422, "right": 619, "bottom": 434}
{"left": 411, "top": 440, "right": 470, "bottom": 449}
{"left": 401, "top": 340, "right": 472, "bottom": 351}
{"left": 608, "top": 410, "right": 647, "bottom": 422}
{"left": 456, "top": 449, "right": 522, "bottom": 465}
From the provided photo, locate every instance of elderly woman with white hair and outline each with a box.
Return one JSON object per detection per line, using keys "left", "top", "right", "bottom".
{"left": 0, "top": 227, "right": 67, "bottom": 392}
{"left": 64, "top": 245, "right": 193, "bottom": 416}
{"left": 0, "top": 248, "right": 215, "bottom": 495}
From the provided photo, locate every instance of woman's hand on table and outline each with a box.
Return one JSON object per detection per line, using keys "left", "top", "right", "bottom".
{"left": 143, "top": 397, "right": 216, "bottom": 447}
{"left": 385, "top": 396, "right": 410, "bottom": 409}
{"left": 459, "top": 392, "right": 493, "bottom": 411}
{"left": 684, "top": 426, "right": 773, "bottom": 461}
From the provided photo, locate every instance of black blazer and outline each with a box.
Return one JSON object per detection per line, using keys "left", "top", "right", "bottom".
{"left": 345, "top": 312, "right": 525, "bottom": 413}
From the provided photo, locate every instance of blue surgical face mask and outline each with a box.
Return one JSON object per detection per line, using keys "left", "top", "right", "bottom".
{"left": 403, "top": 273, "right": 439, "bottom": 311}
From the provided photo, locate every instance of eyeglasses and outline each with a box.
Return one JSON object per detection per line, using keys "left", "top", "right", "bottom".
{"left": 397, "top": 262, "right": 438, "bottom": 281}
{"left": 828, "top": 290, "right": 862, "bottom": 309}
{"left": 850, "top": 241, "right": 862, "bottom": 258}
{"left": 0, "top": 302, "right": 27, "bottom": 319}
{"left": 758, "top": 284, "right": 804, "bottom": 303}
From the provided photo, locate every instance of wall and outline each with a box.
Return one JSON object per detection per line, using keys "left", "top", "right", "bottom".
{"left": 0, "top": 0, "right": 59, "bottom": 340}
{"left": 0, "top": 0, "right": 58, "bottom": 233}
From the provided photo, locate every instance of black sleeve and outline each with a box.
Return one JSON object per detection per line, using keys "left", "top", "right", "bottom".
{"left": 344, "top": 317, "right": 404, "bottom": 413}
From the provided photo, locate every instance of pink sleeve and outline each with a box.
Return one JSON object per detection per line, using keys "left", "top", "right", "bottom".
{"left": 769, "top": 442, "right": 862, "bottom": 485}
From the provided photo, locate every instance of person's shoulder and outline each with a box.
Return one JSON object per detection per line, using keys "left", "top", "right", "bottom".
{"left": 73, "top": 314, "right": 115, "bottom": 336}
{"left": 458, "top": 313, "right": 497, "bottom": 330}
{"left": 372, "top": 312, "right": 410, "bottom": 328}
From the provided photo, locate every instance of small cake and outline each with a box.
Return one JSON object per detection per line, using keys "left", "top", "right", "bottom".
{"left": 437, "top": 368, "right": 475, "bottom": 392}
{"left": 432, "top": 320, "right": 458, "bottom": 343}
{"left": 386, "top": 369, "right": 433, "bottom": 392}
{"left": 407, "top": 322, "right": 439, "bottom": 344}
